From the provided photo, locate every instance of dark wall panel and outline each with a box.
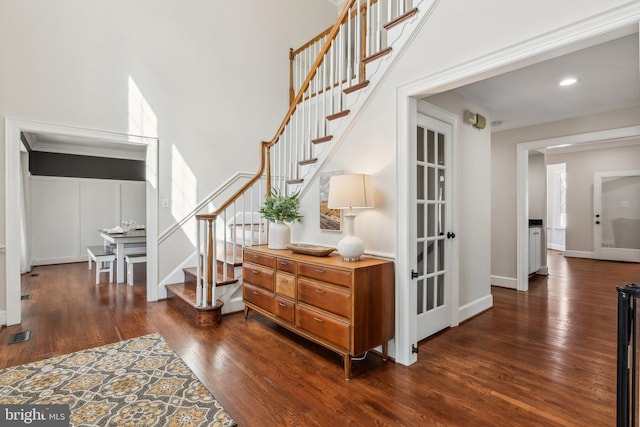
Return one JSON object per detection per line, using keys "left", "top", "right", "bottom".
{"left": 29, "top": 152, "right": 145, "bottom": 181}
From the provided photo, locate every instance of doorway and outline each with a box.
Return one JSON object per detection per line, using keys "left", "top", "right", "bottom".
{"left": 5, "top": 118, "right": 159, "bottom": 325}
{"left": 516, "top": 127, "right": 640, "bottom": 291}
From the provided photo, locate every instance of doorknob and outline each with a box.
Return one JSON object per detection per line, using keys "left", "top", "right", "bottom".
{"left": 447, "top": 232, "right": 456, "bottom": 239}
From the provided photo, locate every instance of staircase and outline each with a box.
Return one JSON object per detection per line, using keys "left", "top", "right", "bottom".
{"left": 162, "top": 0, "right": 436, "bottom": 325}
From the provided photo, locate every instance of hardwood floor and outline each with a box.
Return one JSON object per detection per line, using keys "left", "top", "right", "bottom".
{"left": 1, "top": 252, "right": 638, "bottom": 425}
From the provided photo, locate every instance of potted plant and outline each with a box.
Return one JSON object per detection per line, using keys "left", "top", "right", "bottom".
{"left": 259, "top": 189, "right": 303, "bottom": 249}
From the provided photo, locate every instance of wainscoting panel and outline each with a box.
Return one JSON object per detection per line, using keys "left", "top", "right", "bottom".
{"left": 30, "top": 177, "right": 145, "bottom": 266}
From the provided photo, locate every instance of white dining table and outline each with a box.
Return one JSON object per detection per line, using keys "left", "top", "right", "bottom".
{"left": 100, "top": 229, "right": 146, "bottom": 283}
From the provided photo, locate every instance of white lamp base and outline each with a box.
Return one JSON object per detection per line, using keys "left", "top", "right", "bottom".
{"left": 337, "top": 214, "right": 364, "bottom": 261}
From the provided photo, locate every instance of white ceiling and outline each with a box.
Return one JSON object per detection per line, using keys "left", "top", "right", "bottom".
{"left": 454, "top": 33, "right": 640, "bottom": 132}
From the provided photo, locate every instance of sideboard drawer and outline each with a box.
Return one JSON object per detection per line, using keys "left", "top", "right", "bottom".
{"left": 275, "top": 272, "right": 296, "bottom": 299}
{"left": 274, "top": 297, "right": 295, "bottom": 324}
{"left": 276, "top": 257, "right": 296, "bottom": 274}
{"left": 298, "top": 262, "right": 351, "bottom": 288}
{"left": 244, "top": 250, "right": 276, "bottom": 269}
{"left": 296, "top": 305, "right": 350, "bottom": 350}
{"left": 298, "top": 278, "right": 351, "bottom": 319}
{"left": 243, "top": 283, "right": 274, "bottom": 314}
{"left": 243, "top": 264, "right": 274, "bottom": 291}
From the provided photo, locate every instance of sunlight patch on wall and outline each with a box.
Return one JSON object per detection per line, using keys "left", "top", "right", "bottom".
{"left": 128, "top": 76, "right": 158, "bottom": 138}
{"left": 171, "top": 144, "right": 197, "bottom": 245}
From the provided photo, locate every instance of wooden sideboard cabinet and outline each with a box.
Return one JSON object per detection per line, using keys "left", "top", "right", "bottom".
{"left": 242, "top": 245, "right": 395, "bottom": 380}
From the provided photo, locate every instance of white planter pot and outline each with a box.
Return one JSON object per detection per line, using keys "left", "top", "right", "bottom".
{"left": 268, "top": 221, "right": 291, "bottom": 249}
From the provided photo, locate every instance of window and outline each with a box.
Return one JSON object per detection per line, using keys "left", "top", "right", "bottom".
{"left": 547, "top": 163, "right": 566, "bottom": 229}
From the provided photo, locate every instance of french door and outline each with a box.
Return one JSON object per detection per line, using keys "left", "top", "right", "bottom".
{"left": 413, "top": 113, "right": 455, "bottom": 341}
{"left": 594, "top": 171, "right": 640, "bottom": 262}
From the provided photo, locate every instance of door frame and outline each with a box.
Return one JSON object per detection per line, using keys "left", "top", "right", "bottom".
{"left": 394, "top": 6, "right": 640, "bottom": 366}
{"left": 593, "top": 169, "right": 640, "bottom": 262}
{"left": 397, "top": 99, "right": 459, "bottom": 366}
{"left": 4, "top": 118, "right": 159, "bottom": 325}
{"left": 515, "top": 126, "right": 640, "bottom": 292}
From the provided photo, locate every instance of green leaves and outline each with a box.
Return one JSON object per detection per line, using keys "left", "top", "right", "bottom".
{"left": 259, "top": 189, "right": 303, "bottom": 223}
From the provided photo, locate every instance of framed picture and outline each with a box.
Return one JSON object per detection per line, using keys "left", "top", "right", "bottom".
{"left": 319, "top": 171, "right": 342, "bottom": 231}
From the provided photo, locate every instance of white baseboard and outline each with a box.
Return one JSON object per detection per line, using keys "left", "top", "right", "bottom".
{"left": 33, "top": 256, "right": 87, "bottom": 266}
{"left": 491, "top": 275, "right": 517, "bottom": 289}
{"left": 537, "top": 266, "right": 549, "bottom": 276}
{"left": 0, "top": 310, "right": 6, "bottom": 326}
{"left": 547, "top": 243, "right": 565, "bottom": 251}
{"left": 458, "top": 294, "right": 493, "bottom": 322}
{"left": 564, "top": 250, "right": 595, "bottom": 259}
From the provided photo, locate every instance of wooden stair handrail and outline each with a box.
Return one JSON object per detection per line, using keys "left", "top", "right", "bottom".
{"left": 267, "top": 0, "right": 357, "bottom": 148}
{"left": 290, "top": 0, "right": 380, "bottom": 57}
{"left": 196, "top": 141, "right": 270, "bottom": 221}
{"left": 197, "top": 0, "right": 357, "bottom": 222}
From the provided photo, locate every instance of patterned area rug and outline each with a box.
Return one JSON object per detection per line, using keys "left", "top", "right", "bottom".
{"left": 0, "top": 333, "right": 236, "bottom": 426}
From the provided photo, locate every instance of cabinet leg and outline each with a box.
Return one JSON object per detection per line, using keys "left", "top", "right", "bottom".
{"left": 382, "top": 342, "right": 389, "bottom": 361}
{"left": 344, "top": 354, "right": 351, "bottom": 380}
{"left": 243, "top": 306, "right": 250, "bottom": 319}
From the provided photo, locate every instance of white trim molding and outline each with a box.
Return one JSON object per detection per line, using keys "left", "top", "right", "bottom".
{"left": 5, "top": 118, "right": 159, "bottom": 325}
{"left": 0, "top": 310, "right": 6, "bottom": 326}
{"left": 459, "top": 294, "right": 493, "bottom": 323}
{"left": 491, "top": 275, "right": 517, "bottom": 289}
{"left": 395, "top": 3, "right": 640, "bottom": 362}
{"left": 564, "top": 250, "right": 596, "bottom": 259}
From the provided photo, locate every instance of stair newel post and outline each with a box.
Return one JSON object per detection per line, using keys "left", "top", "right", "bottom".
{"left": 195, "top": 217, "right": 202, "bottom": 307}
{"left": 289, "top": 48, "right": 295, "bottom": 105}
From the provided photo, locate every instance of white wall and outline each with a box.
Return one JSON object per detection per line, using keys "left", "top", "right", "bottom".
{"left": 492, "top": 106, "right": 640, "bottom": 278}
{"left": 528, "top": 153, "right": 547, "bottom": 268}
{"left": 0, "top": 0, "right": 337, "bottom": 311}
{"left": 30, "top": 177, "right": 145, "bottom": 265}
{"left": 528, "top": 153, "right": 546, "bottom": 220}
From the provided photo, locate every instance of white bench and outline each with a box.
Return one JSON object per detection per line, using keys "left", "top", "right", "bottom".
{"left": 87, "top": 245, "right": 116, "bottom": 284}
{"left": 125, "top": 254, "right": 147, "bottom": 286}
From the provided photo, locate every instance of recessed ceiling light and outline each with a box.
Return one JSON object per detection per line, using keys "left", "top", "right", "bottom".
{"left": 491, "top": 120, "right": 503, "bottom": 127}
{"left": 559, "top": 77, "right": 578, "bottom": 87}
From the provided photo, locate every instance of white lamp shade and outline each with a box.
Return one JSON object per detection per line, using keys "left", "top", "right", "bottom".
{"left": 327, "top": 174, "right": 375, "bottom": 209}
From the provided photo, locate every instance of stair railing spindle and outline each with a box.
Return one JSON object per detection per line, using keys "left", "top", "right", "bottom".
{"left": 376, "top": 0, "right": 382, "bottom": 52}
{"left": 323, "top": 53, "right": 328, "bottom": 135}
{"left": 222, "top": 210, "right": 228, "bottom": 282}
{"left": 230, "top": 205, "right": 235, "bottom": 280}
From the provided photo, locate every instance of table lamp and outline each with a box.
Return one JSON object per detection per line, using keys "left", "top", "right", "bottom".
{"left": 327, "top": 174, "right": 375, "bottom": 261}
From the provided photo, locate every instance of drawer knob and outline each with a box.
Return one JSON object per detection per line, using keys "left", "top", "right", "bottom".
{"left": 314, "top": 289, "right": 325, "bottom": 295}
{"left": 252, "top": 270, "right": 259, "bottom": 274}
{"left": 315, "top": 268, "right": 325, "bottom": 273}
{"left": 280, "top": 260, "right": 288, "bottom": 265}
{"left": 313, "top": 317, "right": 324, "bottom": 323}
{"left": 278, "top": 302, "right": 287, "bottom": 307}
{"left": 252, "top": 291, "right": 260, "bottom": 295}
